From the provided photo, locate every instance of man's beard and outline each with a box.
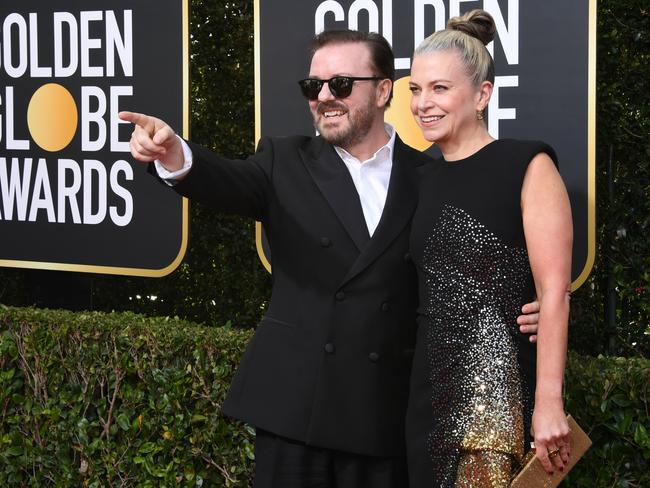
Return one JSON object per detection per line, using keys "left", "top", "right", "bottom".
{"left": 314, "top": 96, "right": 376, "bottom": 150}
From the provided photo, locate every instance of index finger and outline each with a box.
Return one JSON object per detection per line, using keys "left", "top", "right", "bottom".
{"left": 119, "top": 111, "right": 151, "bottom": 128}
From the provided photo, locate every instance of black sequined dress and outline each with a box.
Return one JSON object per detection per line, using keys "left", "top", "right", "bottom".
{"left": 406, "top": 140, "right": 558, "bottom": 487}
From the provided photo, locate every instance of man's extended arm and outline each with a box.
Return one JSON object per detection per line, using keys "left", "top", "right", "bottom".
{"left": 119, "top": 111, "right": 271, "bottom": 220}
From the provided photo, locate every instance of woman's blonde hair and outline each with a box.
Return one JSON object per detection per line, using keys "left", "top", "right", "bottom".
{"left": 414, "top": 9, "right": 496, "bottom": 87}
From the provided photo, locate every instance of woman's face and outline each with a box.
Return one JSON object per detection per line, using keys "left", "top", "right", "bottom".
{"left": 409, "top": 50, "right": 488, "bottom": 145}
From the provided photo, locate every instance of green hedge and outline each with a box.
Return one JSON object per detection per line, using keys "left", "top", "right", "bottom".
{"left": 0, "top": 306, "right": 254, "bottom": 487}
{"left": 568, "top": 0, "right": 649, "bottom": 358}
{"left": 564, "top": 352, "right": 650, "bottom": 487}
{"left": 0, "top": 306, "right": 648, "bottom": 486}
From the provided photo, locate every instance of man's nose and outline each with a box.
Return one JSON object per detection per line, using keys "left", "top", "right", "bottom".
{"left": 317, "top": 81, "right": 335, "bottom": 102}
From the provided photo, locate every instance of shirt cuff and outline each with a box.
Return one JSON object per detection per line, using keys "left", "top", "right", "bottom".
{"left": 154, "top": 135, "right": 193, "bottom": 185}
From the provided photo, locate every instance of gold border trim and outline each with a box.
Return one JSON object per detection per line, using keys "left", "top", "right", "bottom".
{"left": 0, "top": 202, "right": 188, "bottom": 278}
{"left": 255, "top": 221, "right": 271, "bottom": 273}
{"left": 254, "top": 0, "right": 261, "bottom": 146}
{"left": 254, "top": 0, "right": 272, "bottom": 273}
{"left": 571, "top": 0, "right": 597, "bottom": 291}
{"left": 0, "top": 1, "right": 190, "bottom": 278}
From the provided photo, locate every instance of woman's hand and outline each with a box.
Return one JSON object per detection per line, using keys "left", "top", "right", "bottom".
{"left": 531, "top": 399, "right": 571, "bottom": 474}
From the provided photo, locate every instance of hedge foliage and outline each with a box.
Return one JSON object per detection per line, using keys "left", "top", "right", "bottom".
{"left": 568, "top": 1, "right": 649, "bottom": 357}
{"left": 564, "top": 352, "right": 650, "bottom": 487}
{"left": 0, "top": 306, "right": 254, "bottom": 487}
{"left": 0, "top": 306, "right": 648, "bottom": 487}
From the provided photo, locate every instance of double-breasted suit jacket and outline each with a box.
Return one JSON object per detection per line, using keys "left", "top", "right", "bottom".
{"left": 171, "top": 134, "right": 434, "bottom": 457}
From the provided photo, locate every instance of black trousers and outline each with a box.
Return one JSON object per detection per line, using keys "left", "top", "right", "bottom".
{"left": 253, "top": 429, "right": 409, "bottom": 488}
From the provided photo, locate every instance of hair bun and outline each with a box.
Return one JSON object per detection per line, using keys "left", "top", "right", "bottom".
{"left": 447, "top": 9, "right": 496, "bottom": 46}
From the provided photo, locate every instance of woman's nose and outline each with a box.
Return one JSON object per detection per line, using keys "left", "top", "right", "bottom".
{"left": 418, "top": 92, "right": 434, "bottom": 111}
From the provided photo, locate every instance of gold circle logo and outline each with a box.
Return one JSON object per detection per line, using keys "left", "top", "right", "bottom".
{"left": 27, "top": 83, "right": 78, "bottom": 152}
{"left": 385, "top": 76, "right": 433, "bottom": 152}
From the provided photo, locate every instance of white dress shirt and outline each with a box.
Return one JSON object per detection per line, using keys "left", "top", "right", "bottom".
{"left": 154, "top": 135, "right": 194, "bottom": 181}
{"left": 155, "top": 125, "right": 396, "bottom": 236}
{"left": 333, "top": 124, "right": 395, "bottom": 236}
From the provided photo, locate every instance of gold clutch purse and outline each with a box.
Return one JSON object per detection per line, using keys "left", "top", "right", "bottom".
{"left": 510, "top": 415, "right": 592, "bottom": 487}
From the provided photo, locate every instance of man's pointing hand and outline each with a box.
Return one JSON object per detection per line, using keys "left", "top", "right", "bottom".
{"left": 119, "top": 111, "right": 185, "bottom": 172}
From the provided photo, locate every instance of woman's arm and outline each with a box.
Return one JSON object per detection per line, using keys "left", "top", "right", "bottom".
{"left": 521, "top": 152, "right": 573, "bottom": 474}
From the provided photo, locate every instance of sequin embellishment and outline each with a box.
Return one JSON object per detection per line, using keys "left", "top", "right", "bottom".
{"left": 420, "top": 205, "right": 534, "bottom": 487}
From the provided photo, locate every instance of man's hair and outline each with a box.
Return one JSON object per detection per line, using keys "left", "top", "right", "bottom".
{"left": 309, "top": 30, "right": 394, "bottom": 106}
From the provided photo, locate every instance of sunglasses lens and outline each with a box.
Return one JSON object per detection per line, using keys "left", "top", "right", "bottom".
{"left": 329, "top": 77, "right": 353, "bottom": 98}
{"left": 299, "top": 79, "right": 323, "bottom": 100}
{"left": 298, "top": 77, "right": 359, "bottom": 100}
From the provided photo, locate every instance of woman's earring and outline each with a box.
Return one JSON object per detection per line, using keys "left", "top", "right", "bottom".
{"left": 476, "top": 110, "right": 484, "bottom": 120}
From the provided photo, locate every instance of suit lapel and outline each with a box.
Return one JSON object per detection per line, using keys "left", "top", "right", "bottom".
{"left": 299, "top": 138, "right": 370, "bottom": 251}
{"left": 340, "top": 137, "right": 421, "bottom": 284}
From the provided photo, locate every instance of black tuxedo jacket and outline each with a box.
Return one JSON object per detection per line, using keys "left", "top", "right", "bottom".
{"left": 172, "top": 134, "right": 433, "bottom": 457}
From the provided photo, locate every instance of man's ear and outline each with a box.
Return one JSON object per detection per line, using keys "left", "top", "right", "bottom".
{"left": 377, "top": 79, "right": 393, "bottom": 108}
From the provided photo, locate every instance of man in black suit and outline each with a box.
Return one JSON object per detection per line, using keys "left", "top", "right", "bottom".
{"left": 121, "top": 30, "right": 539, "bottom": 488}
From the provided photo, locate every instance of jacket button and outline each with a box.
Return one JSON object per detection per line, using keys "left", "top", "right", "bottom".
{"left": 381, "top": 302, "right": 390, "bottom": 312}
{"left": 320, "top": 237, "right": 332, "bottom": 247}
{"left": 403, "top": 252, "right": 412, "bottom": 263}
{"left": 324, "top": 343, "right": 335, "bottom": 354}
{"left": 368, "top": 352, "right": 380, "bottom": 362}
{"left": 335, "top": 291, "right": 345, "bottom": 301}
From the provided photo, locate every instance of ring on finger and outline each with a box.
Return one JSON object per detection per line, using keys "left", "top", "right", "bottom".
{"left": 548, "top": 448, "right": 560, "bottom": 458}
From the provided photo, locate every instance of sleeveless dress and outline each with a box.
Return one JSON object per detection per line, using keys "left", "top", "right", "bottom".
{"left": 405, "top": 139, "right": 558, "bottom": 487}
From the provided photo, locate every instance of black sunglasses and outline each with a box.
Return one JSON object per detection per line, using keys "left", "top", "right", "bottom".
{"left": 298, "top": 76, "right": 384, "bottom": 101}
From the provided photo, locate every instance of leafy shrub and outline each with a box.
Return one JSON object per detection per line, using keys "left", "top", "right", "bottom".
{"left": 1, "top": 307, "right": 648, "bottom": 486}
{"left": 569, "top": 1, "right": 649, "bottom": 357}
{"left": 0, "top": 306, "right": 254, "bottom": 487}
{"left": 564, "top": 352, "right": 649, "bottom": 487}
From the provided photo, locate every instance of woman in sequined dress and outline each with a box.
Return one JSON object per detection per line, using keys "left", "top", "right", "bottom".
{"left": 404, "top": 10, "right": 573, "bottom": 487}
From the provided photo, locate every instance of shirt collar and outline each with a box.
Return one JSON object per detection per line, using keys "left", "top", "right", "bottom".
{"left": 334, "top": 124, "right": 396, "bottom": 165}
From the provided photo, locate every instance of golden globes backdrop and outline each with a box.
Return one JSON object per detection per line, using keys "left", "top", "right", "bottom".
{"left": 0, "top": 1, "right": 188, "bottom": 277}
{"left": 255, "top": 0, "right": 596, "bottom": 289}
